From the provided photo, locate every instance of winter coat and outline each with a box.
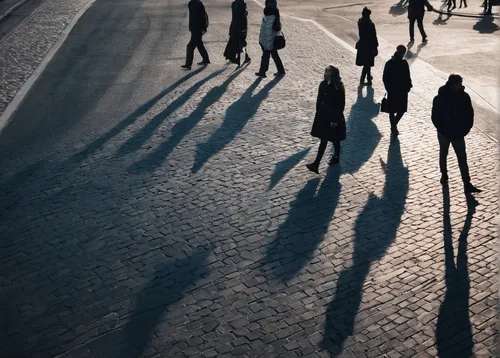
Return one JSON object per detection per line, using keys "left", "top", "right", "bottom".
{"left": 259, "top": 6, "right": 281, "bottom": 51}
{"left": 224, "top": 0, "right": 248, "bottom": 61}
{"left": 408, "top": 0, "right": 433, "bottom": 19}
{"left": 383, "top": 56, "right": 412, "bottom": 113}
{"left": 432, "top": 85, "right": 474, "bottom": 141}
{"left": 188, "top": 0, "right": 208, "bottom": 33}
{"left": 311, "top": 80, "right": 347, "bottom": 142}
{"left": 355, "top": 17, "right": 379, "bottom": 67}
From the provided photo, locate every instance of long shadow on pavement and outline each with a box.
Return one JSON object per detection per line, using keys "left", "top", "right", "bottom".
{"left": 191, "top": 77, "right": 282, "bottom": 174}
{"left": 473, "top": 15, "right": 500, "bottom": 33}
{"left": 321, "top": 136, "right": 409, "bottom": 356}
{"left": 389, "top": 0, "right": 409, "bottom": 16}
{"left": 268, "top": 147, "right": 311, "bottom": 191}
{"left": 260, "top": 165, "right": 341, "bottom": 283}
{"left": 116, "top": 68, "right": 226, "bottom": 157}
{"left": 85, "top": 249, "right": 212, "bottom": 358}
{"left": 69, "top": 67, "right": 206, "bottom": 165}
{"left": 128, "top": 66, "right": 247, "bottom": 173}
{"left": 435, "top": 188, "right": 476, "bottom": 357}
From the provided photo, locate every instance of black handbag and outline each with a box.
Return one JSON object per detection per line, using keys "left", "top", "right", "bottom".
{"left": 274, "top": 31, "right": 286, "bottom": 50}
{"left": 380, "top": 93, "right": 389, "bottom": 113}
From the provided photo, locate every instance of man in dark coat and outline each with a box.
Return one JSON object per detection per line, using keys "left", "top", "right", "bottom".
{"left": 432, "top": 74, "right": 481, "bottom": 193}
{"left": 224, "top": 0, "right": 251, "bottom": 66}
{"left": 182, "top": 0, "right": 210, "bottom": 70}
{"left": 383, "top": 45, "right": 412, "bottom": 135}
{"left": 356, "top": 7, "right": 379, "bottom": 86}
{"left": 408, "top": 0, "right": 433, "bottom": 42}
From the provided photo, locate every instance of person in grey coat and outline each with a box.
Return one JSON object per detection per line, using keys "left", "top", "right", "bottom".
{"left": 255, "top": 4, "right": 285, "bottom": 77}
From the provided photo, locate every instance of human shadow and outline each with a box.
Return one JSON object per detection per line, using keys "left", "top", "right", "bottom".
{"left": 260, "top": 165, "right": 342, "bottom": 282}
{"left": 115, "top": 68, "right": 225, "bottom": 157}
{"left": 68, "top": 67, "right": 206, "bottom": 165}
{"left": 473, "top": 15, "right": 500, "bottom": 33}
{"left": 433, "top": 12, "right": 452, "bottom": 25}
{"left": 341, "top": 86, "right": 381, "bottom": 175}
{"left": 191, "top": 77, "right": 282, "bottom": 174}
{"left": 86, "top": 249, "right": 212, "bottom": 358}
{"left": 321, "top": 136, "right": 409, "bottom": 356}
{"left": 128, "top": 66, "right": 248, "bottom": 173}
{"left": 435, "top": 187, "right": 476, "bottom": 357}
{"left": 268, "top": 147, "right": 312, "bottom": 191}
{"left": 389, "top": 0, "right": 409, "bottom": 16}
{"left": 405, "top": 42, "right": 427, "bottom": 66}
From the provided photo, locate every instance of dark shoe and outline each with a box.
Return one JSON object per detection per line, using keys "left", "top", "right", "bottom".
{"left": 274, "top": 72, "right": 285, "bottom": 77}
{"left": 306, "top": 163, "right": 319, "bottom": 174}
{"left": 244, "top": 54, "right": 251, "bottom": 63}
{"left": 197, "top": 61, "right": 210, "bottom": 66}
{"left": 329, "top": 156, "right": 339, "bottom": 165}
{"left": 422, "top": 37, "right": 428, "bottom": 42}
{"left": 181, "top": 65, "right": 191, "bottom": 70}
{"left": 440, "top": 174, "right": 448, "bottom": 185}
{"left": 255, "top": 72, "right": 267, "bottom": 77}
{"left": 464, "top": 183, "right": 482, "bottom": 193}
{"left": 409, "top": 38, "right": 415, "bottom": 43}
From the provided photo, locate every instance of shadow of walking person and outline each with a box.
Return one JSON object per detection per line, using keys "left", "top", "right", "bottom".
{"left": 321, "top": 136, "right": 409, "bottom": 356}
{"left": 473, "top": 15, "right": 500, "bottom": 33}
{"left": 128, "top": 66, "right": 248, "bottom": 173}
{"left": 389, "top": 0, "right": 409, "bottom": 16}
{"left": 191, "top": 77, "right": 283, "bottom": 174}
{"left": 259, "top": 165, "right": 342, "bottom": 283}
{"left": 435, "top": 187, "right": 476, "bottom": 357}
{"left": 86, "top": 249, "right": 212, "bottom": 358}
{"left": 268, "top": 147, "right": 312, "bottom": 191}
{"left": 341, "top": 86, "right": 381, "bottom": 175}
{"left": 115, "top": 68, "right": 225, "bottom": 157}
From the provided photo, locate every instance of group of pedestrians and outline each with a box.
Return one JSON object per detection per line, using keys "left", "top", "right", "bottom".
{"left": 183, "top": 0, "right": 285, "bottom": 77}
{"left": 181, "top": 0, "right": 481, "bottom": 194}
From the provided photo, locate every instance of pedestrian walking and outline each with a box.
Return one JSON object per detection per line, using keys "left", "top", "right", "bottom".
{"left": 306, "top": 65, "right": 346, "bottom": 174}
{"left": 224, "top": 0, "right": 251, "bottom": 67}
{"left": 460, "top": 0, "right": 467, "bottom": 8}
{"left": 382, "top": 45, "right": 412, "bottom": 135}
{"left": 182, "top": 0, "right": 210, "bottom": 70}
{"left": 255, "top": 1, "right": 285, "bottom": 77}
{"left": 407, "top": 0, "right": 433, "bottom": 42}
{"left": 447, "top": 0, "right": 456, "bottom": 11}
{"left": 356, "top": 7, "right": 379, "bottom": 87}
{"left": 483, "top": 0, "right": 492, "bottom": 14}
{"left": 432, "top": 74, "right": 481, "bottom": 193}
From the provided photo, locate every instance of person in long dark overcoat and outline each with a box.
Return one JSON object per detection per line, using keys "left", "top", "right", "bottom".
{"left": 182, "top": 0, "right": 210, "bottom": 70}
{"left": 356, "top": 7, "right": 379, "bottom": 87}
{"left": 224, "top": 0, "right": 251, "bottom": 67}
{"left": 383, "top": 45, "right": 412, "bottom": 135}
{"left": 306, "top": 65, "right": 346, "bottom": 174}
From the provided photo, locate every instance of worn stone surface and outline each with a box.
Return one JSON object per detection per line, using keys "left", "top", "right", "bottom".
{"left": 0, "top": 0, "right": 497, "bottom": 357}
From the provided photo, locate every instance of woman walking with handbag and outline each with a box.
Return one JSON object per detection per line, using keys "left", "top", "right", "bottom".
{"left": 306, "top": 65, "right": 346, "bottom": 174}
{"left": 255, "top": 1, "right": 285, "bottom": 77}
{"left": 382, "top": 45, "right": 412, "bottom": 135}
{"left": 356, "top": 7, "right": 379, "bottom": 86}
{"left": 224, "top": 0, "right": 251, "bottom": 67}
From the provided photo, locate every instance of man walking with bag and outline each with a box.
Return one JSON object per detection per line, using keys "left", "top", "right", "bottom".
{"left": 432, "top": 74, "right": 481, "bottom": 194}
{"left": 407, "top": 0, "right": 433, "bottom": 43}
{"left": 182, "top": 0, "right": 210, "bottom": 70}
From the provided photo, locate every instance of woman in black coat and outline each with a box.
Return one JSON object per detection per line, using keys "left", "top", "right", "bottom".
{"left": 356, "top": 7, "right": 378, "bottom": 86}
{"left": 224, "top": 0, "right": 251, "bottom": 66}
{"left": 383, "top": 44, "right": 413, "bottom": 135}
{"left": 307, "top": 65, "right": 346, "bottom": 174}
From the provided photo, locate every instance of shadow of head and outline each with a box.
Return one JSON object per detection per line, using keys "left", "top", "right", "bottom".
{"left": 473, "top": 16, "right": 500, "bottom": 33}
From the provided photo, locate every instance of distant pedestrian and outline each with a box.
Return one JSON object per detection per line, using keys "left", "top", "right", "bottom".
{"left": 407, "top": 0, "right": 433, "bottom": 42}
{"left": 460, "top": 0, "right": 467, "bottom": 8}
{"left": 182, "top": 0, "right": 210, "bottom": 70}
{"left": 483, "top": 0, "right": 492, "bottom": 14}
{"left": 356, "top": 7, "right": 379, "bottom": 87}
{"left": 382, "top": 45, "right": 412, "bottom": 135}
{"left": 432, "top": 74, "right": 481, "bottom": 193}
{"left": 255, "top": 3, "right": 285, "bottom": 77}
{"left": 447, "top": 0, "right": 456, "bottom": 11}
{"left": 306, "top": 65, "right": 346, "bottom": 173}
{"left": 224, "top": 0, "right": 251, "bottom": 67}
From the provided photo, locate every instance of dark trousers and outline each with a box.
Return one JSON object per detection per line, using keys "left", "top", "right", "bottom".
{"left": 258, "top": 49, "right": 285, "bottom": 74}
{"left": 484, "top": 0, "right": 492, "bottom": 13}
{"left": 361, "top": 66, "right": 372, "bottom": 83}
{"left": 390, "top": 112, "right": 404, "bottom": 128}
{"left": 185, "top": 31, "right": 209, "bottom": 67}
{"left": 409, "top": 16, "right": 426, "bottom": 40}
{"left": 438, "top": 133, "right": 471, "bottom": 184}
{"left": 313, "top": 139, "right": 341, "bottom": 165}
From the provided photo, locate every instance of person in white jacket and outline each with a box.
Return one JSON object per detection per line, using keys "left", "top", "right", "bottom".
{"left": 255, "top": 4, "right": 285, "bottom": 77}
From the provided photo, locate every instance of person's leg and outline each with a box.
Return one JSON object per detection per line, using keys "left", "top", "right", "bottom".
{"left": 184, "top": 32, "right": 197, "bottom": 68}
{"left": 244, "top": 47, "right": 251, "bottom": 62}
{"left": 271, "top": 50, "right": 285, "bottom": 74}
{"left": 307, "top": 139, "right": 328, "bottom": 173}
{"left": 409, "top": 18, "right": 416, "bottom": 41}
{"left": 257, "top": 50, "right": 271, "bottom": 75}
{"left": 438, "top": 133, "right": 451, "bottom": 183}
{"left": 366, "top": 66, "right": 373, "bottom": 85}
{"left": 330, "top": 140, "right": 341, "bottom": 164}
{"left": 451, "top": 138, "right": 471, "bottom": 184}
{"left": 360, "top": 66, "right": 367, "bottom": 85}
{"left": 417, "top": 16, "right": 427, "bottom": 41}
{"left": 196, "top": 34, "right": 210, "bottom": 64}
{"left": 394, "top": 112, "right": 404, "bottom": 126}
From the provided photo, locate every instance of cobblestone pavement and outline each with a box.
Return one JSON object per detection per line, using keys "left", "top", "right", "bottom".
{"left": 0, "top": 0, "right": 498, "bottom": 357}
